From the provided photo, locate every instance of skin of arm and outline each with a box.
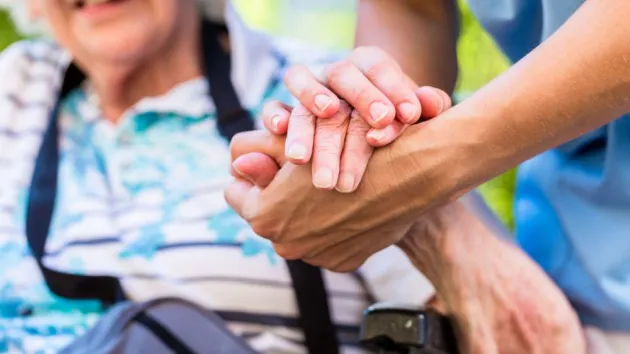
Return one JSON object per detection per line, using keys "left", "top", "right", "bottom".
{"left": 398, "top": 193, "right": 585, "bottom": 353}
{"left": 397, "top": 0, "right": 630, "bottom": 201}
{"left": 355, "top": 0, "right": 459, "bottom": 92}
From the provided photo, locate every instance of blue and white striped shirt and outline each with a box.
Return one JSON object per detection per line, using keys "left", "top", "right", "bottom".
{"left": 0, "top": 8, "right": 433, "bottom": 354}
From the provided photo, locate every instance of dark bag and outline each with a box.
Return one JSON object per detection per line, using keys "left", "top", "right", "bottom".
{"left": 25, "top": 19, "right": 340, "bottom": 354}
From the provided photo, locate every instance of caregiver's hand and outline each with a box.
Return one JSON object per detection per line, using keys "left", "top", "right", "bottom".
{"left": 227, "top": 127, "right": 427, "bottom": 272}
{"left": 282, "top": 46, "right": 452, "bottom": 147}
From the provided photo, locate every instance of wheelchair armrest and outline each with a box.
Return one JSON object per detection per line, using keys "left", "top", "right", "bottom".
{"left": 359, "top": 303, "right": 458, "bottom": 354}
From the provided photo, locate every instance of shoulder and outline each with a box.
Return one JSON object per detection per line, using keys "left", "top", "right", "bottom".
{"left": 0, "top": 39, "right": 68, "bottom": 91}
{"left": 0, "top": 39, "right": 68, "bottom": 131}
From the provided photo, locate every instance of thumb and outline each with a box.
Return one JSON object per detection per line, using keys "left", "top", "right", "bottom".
{"left": 230, "top": 130, "right": 287, "bottom": 166}
{"left": 232, "top": 152, "right": 280, "bottom": 188}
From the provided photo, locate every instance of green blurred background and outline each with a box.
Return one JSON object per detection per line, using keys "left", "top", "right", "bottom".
{"left": 0, "top": 0, "right": 516, "bottom": 228}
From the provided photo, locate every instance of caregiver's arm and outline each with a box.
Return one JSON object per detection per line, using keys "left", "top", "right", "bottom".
{"left": 408, "top": 0, "right": 630, "bottom": 194}
{"left": 280, "top": 1, "right": 458, "bottom": 144}
{"left": 355, "top": 0, "right": 458, "bottom": 92}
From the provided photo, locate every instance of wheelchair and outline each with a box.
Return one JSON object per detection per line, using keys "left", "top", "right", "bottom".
{"left": 360, "top": 303, "right": 458, "bottom": 354}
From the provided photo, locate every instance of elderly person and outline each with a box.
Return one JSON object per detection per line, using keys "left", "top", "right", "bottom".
{"left": 226, "top": 0, "right": 630, "bottom": 353}
{"left": 0, "top": 1, "right": 438, "bottom": 353}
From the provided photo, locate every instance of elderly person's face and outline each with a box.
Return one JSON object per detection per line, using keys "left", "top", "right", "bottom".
{"left": 38, "top": 0, "right": 198, "bottom": 66}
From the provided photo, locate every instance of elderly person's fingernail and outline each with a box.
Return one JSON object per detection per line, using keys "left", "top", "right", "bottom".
{"left": 336, "top": 174, "right": 355, "bottom": 193}
{"left": 370, "top": 102, "right": 389, "bottom": 124}
{"left": 315, "top": 95, "right": 332, "bottom": 112}
{"left": 271, "top": 115, "right": 282, "bottom": 131}
{"left": 287, "top": 143, "right": 307, "bottom": 160}
{"left": 398, "top": 102, "right": 418, "bottom": 122}
{"left": 313, "top": 168, "right": 334, "bottom": 189}
{"left": 232, "top": 160, "right": 252, "bottom": 181}
{"left": 367, "top": 128, "right": 386, "bottom": 142}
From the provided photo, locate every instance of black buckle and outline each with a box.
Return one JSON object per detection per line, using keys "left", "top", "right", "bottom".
{"left": 360, "top": 303, "right": 458, "bottom": 354}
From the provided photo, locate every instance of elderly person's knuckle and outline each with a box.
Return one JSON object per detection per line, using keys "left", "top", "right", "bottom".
{"left": 351, "top": 85, "right": 377, "bottom": 107}
{"left": 314, "top": 139, "right": 341, "bottom": 156}
{"left": 284, "top": 64, "right": 307, "bottom": 84}
{"left": 337, "top": 101, "right": 353, "bottom": 116}
{"left": 229, "top": 131, "right": 248, "bottom": 157}
{"left": 351, "top": 46, "right": 394, "bottom": 72}
{"left": 325, "top": 60, "right": 353, "bottom": 85}
{"left": 348, "top": 116, "right": 370, "bottom": 135}
{"left": 316, "top": 114, "right": 347, "bottom": 131}
{"left": 262, "top": 100, "right": 281, "bottom": 115}
{"left": 352, "top": 46, "right": 388, "bottom": 60}
{"left": 362, "top": 57, "right": 395, "bottom": 81}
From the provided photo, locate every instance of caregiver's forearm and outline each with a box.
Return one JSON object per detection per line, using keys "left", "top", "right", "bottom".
{"left": 404, "top": 0, "right": 630, "bottom": 194}
{"left": 355, "top": 0, "right": 458, "bottom": 92}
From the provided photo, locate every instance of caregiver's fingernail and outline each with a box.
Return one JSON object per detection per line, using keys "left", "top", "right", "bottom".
{"left": 271, "top": 115, "right": 282, "bottom": 131}
{"left": 398, "top": 102, "right": 417, "bottom": 122}
{"left": 315, "top": 95, "right": 332, "bottom": 112}
{"left": 313, "top": 168, "right": 334, "bottom": 189}
{"left": 369, "top": 102, "right": 389, "bottom": 124}
{"left": 287, "top": 144, "right": 307, "bottom": 160}
{"left": 336, "top": 174, "right": 356, "bottom": 193}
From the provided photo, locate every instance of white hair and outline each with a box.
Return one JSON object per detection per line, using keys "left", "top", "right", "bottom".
{"left": 0, "top": 0, "right": 227, "bottom": 36}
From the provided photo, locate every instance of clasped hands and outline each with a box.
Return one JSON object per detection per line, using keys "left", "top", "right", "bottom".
{"left": 225, "top": 47, "right": 585, "bottom": 353}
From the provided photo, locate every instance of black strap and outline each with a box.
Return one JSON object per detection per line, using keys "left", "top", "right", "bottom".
{"left": 26, "top": 63, "right": 125, "bottom": 306}
{"left": 133, "top": 312, "right": 196, "bottom": 354}
{"left": 24, "top": 19, "right": 339, "bottom": 354}
{"left": 286, "top": 260, "right": 340, "bottom": 354}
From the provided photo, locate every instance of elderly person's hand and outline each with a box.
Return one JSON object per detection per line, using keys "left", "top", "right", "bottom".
{"left": 399, "top": 194, "right": 586, "bottom": 353}
{"left": 260, "top": 83, "right": 450, "bottom": 193}
{"left": 263, "top": 48, "right": 451, "bottom": 193}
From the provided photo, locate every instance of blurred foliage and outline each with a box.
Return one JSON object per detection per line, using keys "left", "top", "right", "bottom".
{"left": 0, "top": 10, "right": 22, "bottom": 51}
{"left": 0, "top": 1, "right": 515, "bottom": 228}
{"left": 454, "top": 1, "right": 515, "bottom": 229}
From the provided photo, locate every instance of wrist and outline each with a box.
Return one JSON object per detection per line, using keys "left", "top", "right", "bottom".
{"left": 397, "top": 200, "right": 494, "bottom": 292}
{"left": 399, "top": 108, "right": 485, "bottom": 208}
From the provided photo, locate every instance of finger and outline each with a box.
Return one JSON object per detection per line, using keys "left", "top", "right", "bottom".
{"left": 437, "top": 89, "right": 453, "bottom": 111}
{"left": 366, "top": 120, "right": 408, "bottom": 147}
{"left": 417, "top": 86, "right": 452, "bottom": 119}
{"left": 336, "top": 110, "right": 373, "bottom": 193}
{"left": 232, "top": 152, "right": 280, "bottom": 188}
{"left": 312, "top": 102, "right": 351, "bottom": 190}
{"left": 224, "top": 179, "right": 260, "bottom": 221}
{"left": 284, "top": 65, "right": 340, "bottom": 117}
{"left": 261, "top": 100, "right": 292, "bottom": 135}
{"left": 324, "top": 60, "right": 396, "bottom": 129}
{"left": 230, "top": 130, "right": 286, "bottom": 166}
{"left": 364, "top": 86, "right": 452, "bottom": 148}
{"left": 285, "top": 104, "right": 315, "bottom": 164}
{"left": 349, "top": 47, "right": 421, "bottom": 124}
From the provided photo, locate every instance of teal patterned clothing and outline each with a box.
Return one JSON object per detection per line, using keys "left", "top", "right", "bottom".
{"left": 0, "top": 7, "right": 435, "bottom": 354}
